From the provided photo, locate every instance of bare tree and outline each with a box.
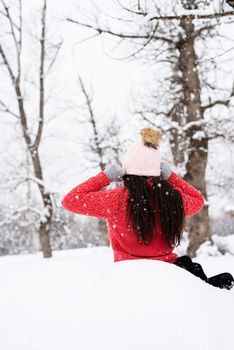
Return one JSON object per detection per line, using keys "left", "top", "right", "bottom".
{"left": 66, "top": 0, "right": 234, "bottom": 256}
{"left": 78, "top": 76, "right": 122, "bottom": 245}
{"left": 0, "top": 0, "right": 61, "bottom": 257}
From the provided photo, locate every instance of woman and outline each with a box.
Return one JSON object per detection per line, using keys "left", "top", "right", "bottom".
{"left": 61, "top": 128, "right": 233, "bottom": 290}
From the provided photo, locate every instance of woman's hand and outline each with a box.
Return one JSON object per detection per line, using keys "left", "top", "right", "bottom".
{"left": 104, "top": 163, "right": 126, "bottom": 182}
{"left": 160, "top": 162, "right": 172, "bottom": 180}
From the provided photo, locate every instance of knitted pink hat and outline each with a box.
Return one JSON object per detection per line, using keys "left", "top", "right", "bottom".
{"left": 121, "top": 128, "right": 162, "bottom": 176}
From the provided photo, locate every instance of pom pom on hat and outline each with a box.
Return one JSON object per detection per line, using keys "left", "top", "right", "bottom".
{"left": 140, "top": 128, "right": 162, "bottom": 148}
{"left": 121, "top": 127, "right": 162, "bottom": 176}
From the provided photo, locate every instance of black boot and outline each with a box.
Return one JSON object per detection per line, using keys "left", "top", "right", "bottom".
{"left": 173, "top": 256, "right": 193, "bottom": 268}
{"left": 207, "top": 273, "right": 234, "bottom": 290}
{"left": 174, "top": 256, "right": 208, "bottom": 282}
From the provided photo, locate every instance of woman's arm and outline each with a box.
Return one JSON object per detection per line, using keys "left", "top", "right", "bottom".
{"left": 61, "top": 171, "right": 119, "bottom": 219}
{"left": 167, "top": 172, "right": 205, "bottom": 217}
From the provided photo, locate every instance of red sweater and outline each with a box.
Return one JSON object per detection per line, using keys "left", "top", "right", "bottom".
{"left": 61, "top": 171, "right": 204, "bottom": 263}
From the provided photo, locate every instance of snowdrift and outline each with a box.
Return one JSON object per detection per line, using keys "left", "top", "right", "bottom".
{"left": 0, "top": 247, "right": 233, "bottom": 350}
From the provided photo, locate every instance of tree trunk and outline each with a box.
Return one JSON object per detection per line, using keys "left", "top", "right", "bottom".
{"left": 178, "top": 15, "right": 211, "bottom": 256}
{"left": 169, "top": 102, "right": 186, "bottom": 166}
{"left": 15, "top": 83, "right": 53, "bottom": 258}
{"left": 39, "top": 221, "right": 52, "bottom": 258}
{"left": 32, "top": 0, "right": 53, "bottom": 258}
{"left": 31, "top": 149, "right": 53, "bottom": 258}
{"left": 26, "top": 149, "right": 40, "bottom": 253}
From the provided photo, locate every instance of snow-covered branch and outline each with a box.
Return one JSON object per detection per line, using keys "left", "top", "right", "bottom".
{"left": 148, "top": 10, "right": 234, "bottom": 22}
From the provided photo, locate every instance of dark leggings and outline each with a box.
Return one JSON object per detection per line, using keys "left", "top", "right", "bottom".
{"left": 173, "top": 256, "right": 234, "bottom": 290}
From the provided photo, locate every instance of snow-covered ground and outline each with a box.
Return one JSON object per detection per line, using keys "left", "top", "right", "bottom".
{"left": 0, "top": 247, "right": 234, "bottom": 350}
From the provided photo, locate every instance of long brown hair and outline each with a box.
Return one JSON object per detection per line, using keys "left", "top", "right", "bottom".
{"left": 123, "top": 174, "right": 185, "bottom": 247}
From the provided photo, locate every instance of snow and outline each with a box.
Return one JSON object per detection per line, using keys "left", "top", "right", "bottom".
{"left": 225, "top": 205, "right": 234, "bottom": 214}
{"left": 0, "top": 246, "right": 234, "bottom": 350}
{"left": 196, "top": 239, "right": 221, "bottom": 257}
{"left": 212, "top": 234, "right": 234, "bottom": 255}
{"left": 144, "top": 0, "right": 233, "bottom": 21}
{"left": 192, "top": 130, "right": 206, "bottom": 140}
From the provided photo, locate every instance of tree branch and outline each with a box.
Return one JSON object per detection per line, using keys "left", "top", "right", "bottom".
{"left": 202, "top": 83, "right": 234, "bottom": 111}
{"left": 18, "top": 0, "right": 22, "bottom": 79}
{"left": 0, "top": 5, "right": 31, "bottom": 146}
{"left": 66, "top": 18, "right": 174, "bottom": 44}
{"left": 115, "top": 0, "right": 147, "bottom": 16}
{"left": 33, "top": 0, "right": 46, "bottom": 150}
{"left": 78, "top": 76, "right": 105, "bottom": 170}
{"left": 0, "top": 43, "right": 16, "bottom": 85}
{"left": 0, "top": 0, "right": 21, "bottom": 78}
{"left": 202, "top": 99, "right": 230, "bottom": 110}
{"left": 0, "top": 100, "right": 19, "bottom": 119}
{"left": 45, "top": 40, "right": 63, "bottom": 75}
{"left": 149, "top": 11, "right": 234, "bottom": 22}
{"left": 118, "top": 20, "right": 159, "bottom": 60}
